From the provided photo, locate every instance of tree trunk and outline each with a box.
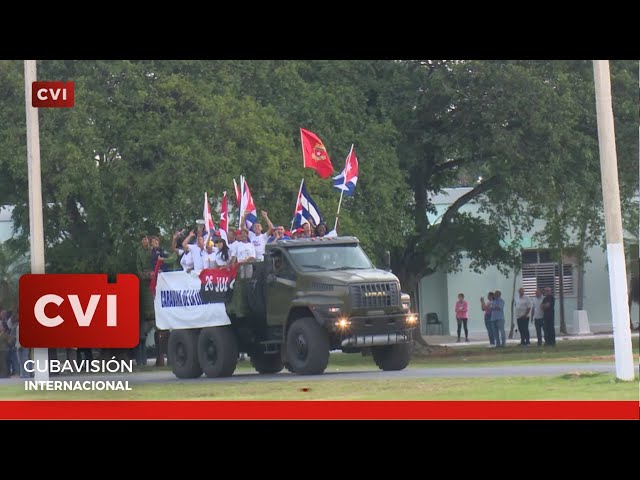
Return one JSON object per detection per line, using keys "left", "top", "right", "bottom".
{"left": 629, "top": 269, "right": 639, "bottom": 331}
{"left": 508, "top": 268, "right": 518, "bottom": 339}
{"left": 394, "top": 262, "right": 430, "bottom": 347}
{"left": 577, "top": 261, "right": 584, "bottom": 310}
{"left": 576, "top": 224, "right": 586, "bottom": 311}
{"left": 627, "top": 244, "right": 639, "bottom": 330}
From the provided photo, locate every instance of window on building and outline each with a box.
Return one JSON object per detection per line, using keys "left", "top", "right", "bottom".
{"left": 521, "top": 249, "right": 575, "bottom": 297}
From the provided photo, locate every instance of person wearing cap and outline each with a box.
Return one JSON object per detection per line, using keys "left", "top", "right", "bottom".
{"left": 202, "top": 239, "right": 219, "bottom": 269}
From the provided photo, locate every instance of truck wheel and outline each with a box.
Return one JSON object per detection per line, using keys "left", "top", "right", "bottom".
{"left": 286, "top": 317, "right": 329, "bottom": 375}
{"left": 197, "top": 326, "right": 238, "bottom": 378}
{"left": 371, "top": 343, "right": 412, "bottom": 371}
{"left": 250, "top": 351, "right": 284, "bottom": 374}
{"left": 168, "top": 330, "right": 202, "bottom": 379}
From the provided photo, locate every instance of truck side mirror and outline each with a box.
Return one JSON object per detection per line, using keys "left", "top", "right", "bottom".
{"left": 383, "top": 251, "right": 391, "bottom": 271}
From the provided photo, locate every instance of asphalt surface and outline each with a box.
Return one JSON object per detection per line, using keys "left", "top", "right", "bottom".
{"left": 3, "top": 332, "right": 636, "bottom": 386}
{"left": 2, "top": 362, "right": 626, "bottom": 386}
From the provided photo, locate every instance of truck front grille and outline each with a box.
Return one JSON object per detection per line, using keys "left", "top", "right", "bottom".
{"left": 350, "top": 282, "right": 400, "bottom": 309}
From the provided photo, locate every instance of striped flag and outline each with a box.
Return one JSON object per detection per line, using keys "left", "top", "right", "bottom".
{"left": 293, "top": 180, "right": 323, "bottom": 228}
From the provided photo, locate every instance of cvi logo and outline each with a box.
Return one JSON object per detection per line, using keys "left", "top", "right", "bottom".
{"left": 32, "top": 81, "right": 74, "bottom": 108}
{"left": 19, "top": 274, "right": 139, "bottom": 348}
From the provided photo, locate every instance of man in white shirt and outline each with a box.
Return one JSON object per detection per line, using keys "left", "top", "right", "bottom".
{"left": 181, "top": 226, "right": 205, "bottom": 272}
{"left": 233, "top": 230, "right": 257, "bottom": 279}
{"left": 530, "top": 288, "right": 545, "bottom": 346}
{"left": 514, "top": 287, "right": 532, "bottom": 346}
{"left": 244, "top": 211, "right": 273, "bottom": 261}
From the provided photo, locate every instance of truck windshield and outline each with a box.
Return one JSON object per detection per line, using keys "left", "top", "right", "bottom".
{"left": 287, "top": 244, "right": 375, "bottom": 272}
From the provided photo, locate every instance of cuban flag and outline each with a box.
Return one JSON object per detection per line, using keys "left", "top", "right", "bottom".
{"left": 240, "top": 176, "right": 257, "bottom": 231}
{"left": 293, "top": 180, "right": 323, "bottom": 228}
{"left": 332, "top": 145, "right": 358, "bottom": 196}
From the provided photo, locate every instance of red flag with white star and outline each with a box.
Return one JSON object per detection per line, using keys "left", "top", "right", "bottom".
{"left": 219, "top": 191, "right": 228, "bottom": 234}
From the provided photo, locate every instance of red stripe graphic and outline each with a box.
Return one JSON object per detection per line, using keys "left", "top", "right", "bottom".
{"left": 1, "top": 401, "right": 638, "bottom": 420}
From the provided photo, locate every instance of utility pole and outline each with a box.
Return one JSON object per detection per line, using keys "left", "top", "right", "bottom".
{"left": 24, "top": 60, "right": 48, "bottom": 381}
{"left": 592, "top": 60, "right": 635, "bottom": 381}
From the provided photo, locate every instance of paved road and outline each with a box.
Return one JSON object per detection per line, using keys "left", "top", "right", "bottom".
{"left": 4, "top": 362, "right": 625, "bottom": 386}
{"left": 4, "top": 332, "right": 635, "bottom": 386}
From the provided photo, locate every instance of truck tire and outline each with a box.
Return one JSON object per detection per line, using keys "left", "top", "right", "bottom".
{"left": 250, "top": 351, "right": 284, "bottom": 374}
{"left": 371, "top": 343, "right": 412, "bottom": 371}
{"left": 168, "top": 330, "right": 203, "bottom": 379}
{"left": 197, "top": 326, "right": 238, "bottom": 378}
{"left": 286, "top": 317, "right": 329, "bottom": 375}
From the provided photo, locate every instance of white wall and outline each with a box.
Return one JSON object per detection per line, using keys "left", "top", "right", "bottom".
{"left": 0, "top": 206, "right": 14, "bottom": 243}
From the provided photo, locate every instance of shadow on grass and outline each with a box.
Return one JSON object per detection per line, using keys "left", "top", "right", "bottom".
{"left": 560, "top": 371, "right": 607, "bottom": 380}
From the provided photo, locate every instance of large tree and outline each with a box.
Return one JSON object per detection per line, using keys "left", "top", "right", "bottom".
{"left": 0, "top": 60, "right": 636, "bottom": 332}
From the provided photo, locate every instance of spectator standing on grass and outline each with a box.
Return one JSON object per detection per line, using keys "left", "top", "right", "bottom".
{"left": 6, "top": 310, "right": 18, "bottom": 375}
{"left": 514, "top": 288, "right": 532, "bottom": 346}
{"left": 0, "top": 322, "right": 11, "bottom": 378}
{"left": 531, "top": 288, "right": 545, "bottom": 346}
{"left": 491, "top": 290, "right": 506, "bottom": 347}
{"left": 454, "top": 293, "right": 469, "bottom": 342}
{"left": 14, "top": 312, "right": 30, "bottom": 378}
{"left": 541, "top": 287, "right": 556, "bottom": 346}
{"left": 481, "top": 292, "right": 495, "bottom": 346}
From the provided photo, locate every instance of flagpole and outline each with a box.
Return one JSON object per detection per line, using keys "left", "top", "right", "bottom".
{"left": 203, "top": 191, "right": 208, "bottom": 242}
{"left": 300, "top": 129, "right": 305, "bottom": 166}
{"left": 291, "top": 178, "right": 304, "bottom": 230}
{"left": 334, "top": 190, "right": 344, "bottom": 231}
{"left": 334, "top": 144, "right": 353, "bottom": 231}
{"left": 238, "top": 175, "right": 244, "bottom": 230}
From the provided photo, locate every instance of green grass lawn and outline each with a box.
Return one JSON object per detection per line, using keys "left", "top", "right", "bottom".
{"left": 132, "top": 337, "right": 639, "bottom": 373}
{"left": 1, "top": 373, "right": 637, "bottom": 400}
{"left": 321, "top": 337, "right": 640, "bottom": 371}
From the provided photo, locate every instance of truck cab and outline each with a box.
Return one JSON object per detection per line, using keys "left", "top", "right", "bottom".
{"left": 162, "top": 236, "right": 417, "bottom": 378}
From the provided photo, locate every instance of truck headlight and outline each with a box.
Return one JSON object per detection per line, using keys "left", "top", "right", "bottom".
{"left": 335, "top": 317, "right": 351, "bottom": 329}
{"left": 406, "top": 314, "right": 418, "bottom": 326}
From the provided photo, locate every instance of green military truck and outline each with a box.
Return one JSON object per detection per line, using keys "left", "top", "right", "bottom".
{"left": 156, "top": 236, "right": 418, "bottom": 378}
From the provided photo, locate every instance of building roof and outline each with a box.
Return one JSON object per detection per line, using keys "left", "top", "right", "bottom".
{"left": 428, "top": 187, "right": 475, "bottom": 206}
{"left": 0, "top": 205, "right": 13, "bottom": 222}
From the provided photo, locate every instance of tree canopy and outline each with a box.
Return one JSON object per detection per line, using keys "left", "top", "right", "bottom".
{"left": 0, "top": 60, "right": 637, "bottom": 300}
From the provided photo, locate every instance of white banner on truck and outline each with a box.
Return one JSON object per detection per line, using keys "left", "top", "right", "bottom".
{"left": 154, "top": 271, "right": 231, "bottom": 330}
